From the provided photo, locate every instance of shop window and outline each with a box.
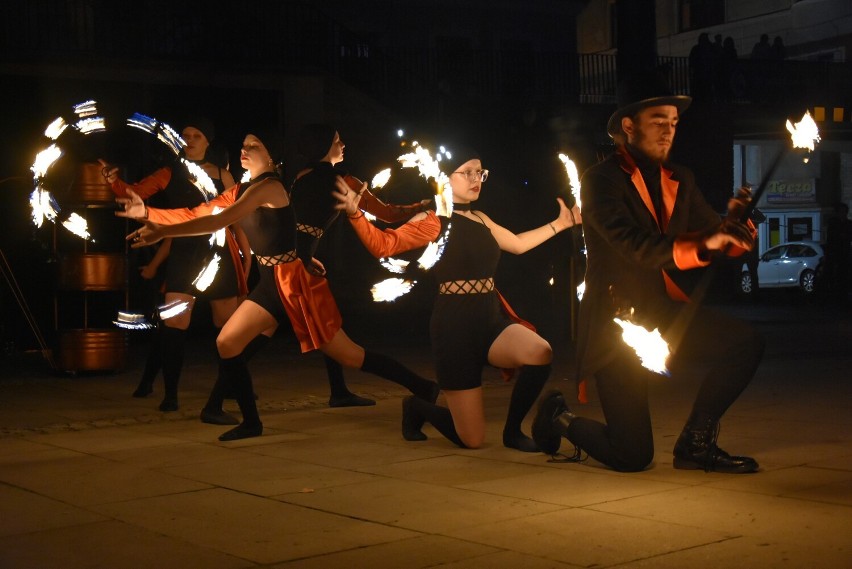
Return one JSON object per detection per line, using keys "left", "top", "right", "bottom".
{"left": 787, "top": 216, "right": 813, "bottom": 242}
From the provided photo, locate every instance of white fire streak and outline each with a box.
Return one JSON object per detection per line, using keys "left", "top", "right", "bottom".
{"left": 73, "top": 100, "right": 97, "bottom": 118}
{"left": 74, "top": 117, "right": 106, "bottom": 135}
{"left": 614, "top": 318, "right": 670, "bottom": 375}
{"left": 786, "top": 111, "right": 820, "bottom": 151}
{"left": 44, "top": 117, "right": 68, "bottom": 140}
{"left": 371, "top": 278, "right": 415, "bottom": 302}
{"left": 181, "top": 158, "right": 218, "bottom": 200}
{"left": 113, "top": 311, "right": 153, "bottom": 330}
{"left": 61, "top": 212, "right": 92, "bottom": 240}
{"left": 398, "top": 141, "right": 452, "bottom": 217}
{"left": 371, "top": 168, "right": 392, "bottom": 189}
{"left": 417, "top": 224, "right": 451, "bottom": 270}
{"left": 192, "top": 254, "right": 221, "bottom": 292}
{"left": 240, "top": 170, "right": 251, "bottom": 183}
{"left": 29, "top": 187, "right": 59, "bottom": 227}
{"left": 576, "top": 280, "right": 586, "bottom": 301}
{"left": 380, "top": 257, "right": 409, "bottom": 274}
{"left": 31, "top": 144, "right": 62, "bottom": 179}
{"left": 127, "top": 113, "right": 185, "bottom": 155}
{"left": 557, "top": 153, "right": 582, "bottom": 209}
{"left": 158, "top": 300, "right": 190, "bottom": 320}
{"left": 207, "top": 207, "right": 227, "bottom": 247}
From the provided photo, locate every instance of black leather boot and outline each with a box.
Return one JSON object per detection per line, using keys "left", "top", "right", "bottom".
{"left": 532, "top": 390, "right": 576, "bottom": 455}
{"left": 673, "top": 416, "right": 759, "bottom": 473}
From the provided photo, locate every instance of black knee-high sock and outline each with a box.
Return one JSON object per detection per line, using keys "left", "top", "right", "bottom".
{"left": 325, "top": 355, "right": 354, "bottom": 398}
{"left": 504, "top": 364, "right": 551, "bottom": 436}
{"left": 361, "top": 350, "right": 438, "bottom": 400}
{"left": 140, "top": 326, "right": 163, "bottom": 383}
{"left": 220, "top": 353, "right": 261, "bottom": 428}
{"left": 205, "top": 334, "right": 270, "bottom": 412}
{"left": 160, "top": 326, "right": 187, "bottom": 401}
{"left": 407, "top": 397, "right": 465, "bottom": 448}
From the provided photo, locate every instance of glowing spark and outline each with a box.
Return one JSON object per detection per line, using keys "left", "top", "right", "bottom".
{"left": 576, "top": 280, "right": 586, "bottom": 301}
{"left": 61, "top": 212, "right": 92, "bottom": 240}
{"left": 181, "top": 158, "right": 217, "bottom": 200}
{"left": 113, "top": 311, "right": 153, "bottom": 330}
{"left": 158, "top": 300, "right": 190, "bottom": 320}
{"left": 371, "top": 168, "right": 392, "bottom": 189}
{"left": 380, "top": 257, "right": 409, "bottom": 274}
{"left": 614, "top": 318, "right": 670, "bottom": 375}
{"left": 193, "top": 254, "right": 221, "bottom": 291}
{"left": 73, "top": 100, "right": 97, "bottom": 118}
{"left": 549, "top": 277, "right": 554, "bottom": 286}
{"left": 29, "top": 187, "right": 59, "bottom": 227}
{"left": 44, "top": 117, "right": 68, "bottom": 140}
{"left": 371, "top": 278, "right": 415, "bottom": 302}
{"left": 397, "top": 129, "right": 404, "bottom": 138}
{"left": 557, "top": 153, "right": 582, "bottom": 209}
{"left": 74, "top": 117, "right": 106, "bottom": 135}
{"left": 31, "top": 144, "right": 62, "bottom": 179}
{"left": 786, "top": 111, "right": 820, "bottom": 151}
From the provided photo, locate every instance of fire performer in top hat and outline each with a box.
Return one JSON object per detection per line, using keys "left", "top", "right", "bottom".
{"left": 334, "top": 146, "right": 581, "bottom": 452}
{"left": 100, "top": 118, "right": 251, "bottom": 413}
{"left": 532, "top": 71, "right": 764, "bottom": 473}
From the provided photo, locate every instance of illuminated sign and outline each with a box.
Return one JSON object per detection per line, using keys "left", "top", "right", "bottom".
{"left": 766, "top": 179, "right": 815, "bottom": 204}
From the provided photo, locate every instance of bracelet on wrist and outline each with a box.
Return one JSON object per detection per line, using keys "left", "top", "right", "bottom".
{"left": 548, "top": 222, "right": 557, "bottom": 235}
{"left": 347, "top": 210, "right": 363, "bottom": 219}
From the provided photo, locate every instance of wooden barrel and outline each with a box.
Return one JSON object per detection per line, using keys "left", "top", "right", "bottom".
{"left": 70, "top": 162, "right": 115, "bottom": 204}
{"left": 58, "top": 253, "right": 126, "bottom": 291}
{"left": 57, "top": 329, "right": 127, "bottom": 372}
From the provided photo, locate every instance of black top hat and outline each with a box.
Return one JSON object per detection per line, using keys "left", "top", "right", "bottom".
{"left": 607, "top": 72, "right": 692, "bottom": 137}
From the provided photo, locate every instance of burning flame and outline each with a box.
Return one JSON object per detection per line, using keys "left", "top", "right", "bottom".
{"left": 61, "top": 212, "right": 92, "bottom": 240}
{"left": 31, "top": 144, "right": 62, "bottom": 179}
{"left": 398, "top": 141, "right": 453, "bottom": 217}
{"left": 371, "top": 278, "right": 415, "bottom": 302}
{"left": 181, "top": 158, "right": 218, "bottom": 200}
{"left": 113, "top": 311, "right": 153, "bottom": 330}
{"left": 73, "top": 100, "right": 97, "bottom": 118}
{"left": 576, "top": 280, "right": 586, "bottom": 301}
{"left": 29, "top": 187, "right": 59, "bottom": 227}
{"left": 380, "top": 257, "right": 409, "bottom": 274}
{"left": 371, "top": 168, "right": 392, "bottom": 189}
{"left": 74, "top": 117, "right": 106, "bottom": 135}
{"left": 786, "top": 111, "right": 820, "bottom": 151}
{"left": 417, "top": 224, "right": 451, "bottom": 270}
{"left": 208, "top": 207, "right": 227, "bottom": 247}
{"left": 158, "top": 300, "right": 190, "bottom": 320}
{"left": 613, "top": 318, "right": 670, "bottom": 375}
{"left": 557, "top": 153, "right": 582, "bottom": 209}
{"left": 193, "top": 254, "right": 221, "bottom": 292}
{"left": 44, "top": 117, "right": 68, "bottom": 140}
{"left": 127, "top": 113, "right": 185, "bottom": 155}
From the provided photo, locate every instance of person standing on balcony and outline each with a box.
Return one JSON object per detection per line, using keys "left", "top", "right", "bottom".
{"left": 531, "top": 72, "right": 765, "bottom": 474}
{"left": 334, "top": 146, "right": 581, "bottom": 452}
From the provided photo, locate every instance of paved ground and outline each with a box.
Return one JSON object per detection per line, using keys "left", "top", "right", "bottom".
{"left": 0, "top": 297, "right": 850, "bottom": 568}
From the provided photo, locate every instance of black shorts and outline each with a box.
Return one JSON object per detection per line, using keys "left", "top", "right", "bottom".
{"left": 246, "top": 265, "right": 288, "bottom": 323}
{"left": 430, "top": 292, "right": 512, "bottom": 391}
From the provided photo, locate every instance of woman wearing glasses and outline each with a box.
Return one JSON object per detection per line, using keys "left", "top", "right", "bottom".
{"left": 334, "top": 147, "right": 581, "bottom": 452}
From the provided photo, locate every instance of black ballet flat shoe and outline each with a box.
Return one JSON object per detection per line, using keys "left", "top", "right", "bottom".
{"left": 158, "top": 397, "right": 179, "bottom": 412}
{"left": 401, "top": 396, "right": 427, "bottom": 441}
{"left": 218, "top": 422, "right": 263, "bottom": 442}
{"left": 532, "top": 390, "right": 569, "bottom": 455}
{"left": 328, "top": 394, "right": 376, "bottom": 408}
{"left": 502, "top": 431, "right": 540, "bottom": 453}
{"left": 132, "top": 381, "right": 153, "bottom": 398}
{"left": 200, "top": 408, "right": 239, "bottom": 426}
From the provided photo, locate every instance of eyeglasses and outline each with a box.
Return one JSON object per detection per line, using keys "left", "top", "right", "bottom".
{"left": 452, "top": 169, "right": 489, "bottom": 182}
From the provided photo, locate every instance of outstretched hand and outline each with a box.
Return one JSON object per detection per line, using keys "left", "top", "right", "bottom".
{"left": 126, "top": 220, "right": 164, "bottom": 249}
{"left": 555, "top": 197, "right": 582, "bottom": 230}
{"left": 97, "top": 158, "right": 119, "bottom": 184}
{"left": 115, "top": 188, "right": 146, "bottom": 219}
{"left": 332, "top": 175, "right": 364, "bottom": 216}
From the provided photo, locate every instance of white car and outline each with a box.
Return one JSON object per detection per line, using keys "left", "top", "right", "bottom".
{"left": 741, "top": 241, "right": 824, "bottom": 294}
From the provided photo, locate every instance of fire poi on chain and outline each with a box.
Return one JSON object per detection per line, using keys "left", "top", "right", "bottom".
{"left": 557, "top": 152, "right": 585, "bottom": 301}
{"left": 361, "top": 135, "right": 454, "bottom": 302}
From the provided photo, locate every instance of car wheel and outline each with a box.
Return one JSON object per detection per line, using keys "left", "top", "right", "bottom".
{"left": 800, "top": 269, "right": 816, "bottom": 293}
{"left": 740, "top": 271, "right": 754, "bottom": 294}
